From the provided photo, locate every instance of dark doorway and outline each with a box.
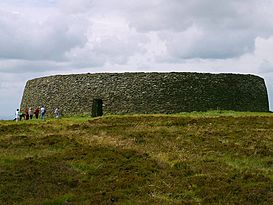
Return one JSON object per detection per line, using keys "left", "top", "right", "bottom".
{"left": 92, "top": 99, "right": 103, "bottom": 117}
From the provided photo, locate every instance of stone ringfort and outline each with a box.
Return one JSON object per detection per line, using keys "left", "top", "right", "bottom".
{"left": 20, "top": 72, "right": 269, "bottom": 116}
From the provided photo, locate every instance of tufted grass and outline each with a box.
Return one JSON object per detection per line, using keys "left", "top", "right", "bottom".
{"left": 0, "top": 111, "right": 272, "bottom": 204}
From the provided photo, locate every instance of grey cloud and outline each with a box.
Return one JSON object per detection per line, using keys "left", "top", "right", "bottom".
{"left": 64, "top": 36, "right": 147, "bottom": 68}
{"left": 0, "top": 59, "right": 76, "bottom": 74}
{"left": 1, "top": 0, "right": 273, "bottom": 72}
{"left": 93, "top": 0, "right": 265, "bottom": 32}
{"left": 259, "top": 60, "right": 273, "bottom": 74}
{"left": 0, "top": 9, "right": 88, "bottom": 61}
{"left": 57, "top": 0, "right": 93, "bottom": 14}
{"left": 92, "top": 0, "right": 273, "bottom": 59}
{"left": 0, "top": 1, "right": 149, "bottom": 72}
{"left": 0, "top": 73, "right": 32, "bottom": 117}
{"left": 161, "top": 28, "right": 256, "bottom": 60}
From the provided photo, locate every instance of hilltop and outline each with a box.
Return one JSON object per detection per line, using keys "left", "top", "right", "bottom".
{"left": 0, "top": 112, "right": 272, "bottom": 204}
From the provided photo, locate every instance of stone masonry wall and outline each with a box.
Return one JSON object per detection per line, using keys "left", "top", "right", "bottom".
{"left": 20, "top": 72, "right": 270, "bottom": 116}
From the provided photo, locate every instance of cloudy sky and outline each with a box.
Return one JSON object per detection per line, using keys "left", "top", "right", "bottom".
{"left": 1, "top": 0, "right": 273, "bottom": 119}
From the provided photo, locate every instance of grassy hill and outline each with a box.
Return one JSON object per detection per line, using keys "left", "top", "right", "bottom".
{"left": 0, "top": 112, "right": 272, "bottom": 204}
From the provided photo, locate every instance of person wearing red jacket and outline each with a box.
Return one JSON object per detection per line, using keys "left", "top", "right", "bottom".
{"left": 34, "top": 107, "right": 40, "bottom": 119}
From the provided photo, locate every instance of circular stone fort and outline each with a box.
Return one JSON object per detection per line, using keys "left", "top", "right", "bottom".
{"left": 20, "top": 72, "right": 269, "bottom": 117}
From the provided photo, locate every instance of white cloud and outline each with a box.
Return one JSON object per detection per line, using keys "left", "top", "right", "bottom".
{"left": 57, "top": 0, "right": 93, "bottom": 14}
{"left": 0, "top": 73, "right": 26, "bottom": 117}
{"left": 1, "top": 0, "right": 273, "bottom": 72}
{"left": 254, "top": 36, "right": 273, "bottom": 73}
{"left": 0, "top": 9, "right": 88, "bottom": 61}
{"left": 97, "top": 0, "right": 273, "bottom": 59}
{"left": 64, "top": 16, "right": 149, "bottom": 67}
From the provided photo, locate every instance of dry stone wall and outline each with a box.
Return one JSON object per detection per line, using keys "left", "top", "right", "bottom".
{"left": 20, "top": 72, "right": 269, "bottom": 116}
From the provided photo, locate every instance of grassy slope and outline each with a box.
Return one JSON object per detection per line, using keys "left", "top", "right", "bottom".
{"left": 0, "top": 112, "right": 272, "bottom": 204}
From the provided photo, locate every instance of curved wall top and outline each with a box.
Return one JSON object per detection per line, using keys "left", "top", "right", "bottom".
{"left": 20, "top": 72, "right": 269, "bottom": 116}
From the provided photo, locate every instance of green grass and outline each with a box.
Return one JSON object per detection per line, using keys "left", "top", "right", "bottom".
{"left": 0, "top": 111, "right": 272, "bottom": 204}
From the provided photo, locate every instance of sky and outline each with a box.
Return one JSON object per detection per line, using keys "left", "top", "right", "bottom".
{"left": 0, "top": 0, "right": 273, "bottom": 119}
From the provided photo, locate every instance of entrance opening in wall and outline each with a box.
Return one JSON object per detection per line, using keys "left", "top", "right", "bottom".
{"left": 92, "top": 99, "right": 103, "bottom": 117}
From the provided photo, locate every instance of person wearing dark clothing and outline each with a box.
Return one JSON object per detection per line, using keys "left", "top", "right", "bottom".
{"left": 25, "top": 108, "right": 29, "bottom": 120}
{"left": 34, "top": 107, "right": 39, "bottom": 119}
{"left": 19, "top": 111, "right": 24, "bottom": 121}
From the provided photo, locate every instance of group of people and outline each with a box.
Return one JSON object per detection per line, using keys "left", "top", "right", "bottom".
{"left": 15, "top": 106, "right": 60, "bottom": 122}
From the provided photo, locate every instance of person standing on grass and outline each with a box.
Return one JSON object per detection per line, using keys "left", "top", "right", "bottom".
{"left": 25, "top": 108, "right": 29, "bottom": 120}
{"left": 19, "top": 110, "right": 24, "bottom": 121}
{"left": 29, "top": 107, "right": 33, "bottom": 119}
{"left": 54, "top": 108, "right": 60, "bottom": 118}
{"left": 34, "top": 107, "right": 39, "bottom": 119}
{"left": 40, "top": 105, "right": 46, "bottom": 120}
{"left": 15, "top": 109, "right": 20, "bottom": 122}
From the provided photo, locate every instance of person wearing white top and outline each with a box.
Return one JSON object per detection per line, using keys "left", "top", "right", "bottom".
{"left": 29, "top": 107, "right": 33, "bottom": 119}
{"left": 15, "top": 109, "right": 20, "bottom": 122}
{"left": 55, "top": 108, "right": 60, "bottom": 118}
{"left": 40, "top": 106, "right": 46, "bottom": 120}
